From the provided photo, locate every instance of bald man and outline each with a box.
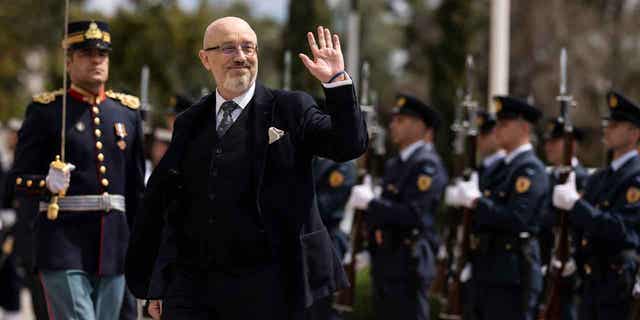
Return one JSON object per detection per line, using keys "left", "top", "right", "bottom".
{"left": 125, "top": 17, "right": 367, "bottom": 319}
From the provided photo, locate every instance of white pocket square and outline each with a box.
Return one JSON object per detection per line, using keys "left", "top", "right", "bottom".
{"left": 268, "top": 127, "right": 286, "bottom": 144}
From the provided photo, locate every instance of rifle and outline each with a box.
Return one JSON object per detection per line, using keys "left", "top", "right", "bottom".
{"left": 429, "top": 88, "right": 465, "bottom": 302}
{"left": 333, "top": 61, "right": 385, "bottom": 312}
{"left": 439, "top": 55, "right": 479, "bottom": 320}
{"left": 537, "top": 48, "right": 576, "bottom": 320}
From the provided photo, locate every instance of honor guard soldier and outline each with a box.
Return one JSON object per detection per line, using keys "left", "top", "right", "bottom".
{"left": 553, "top": 91, "right": 640, "bottom": 320}
{"left": 350, "top": 94, "right": 448, "bottom": 320}
{"left": 539, "top": 118, "right": 589, "bottom": 320}
{"left": 309, "top": 156, "right": 357, "bottom": 320}
{"left": 10, "top": 20, "right": 145, "bottom": 320}
{"left": 446, "top": 96, "right": 548, "bottom": 320}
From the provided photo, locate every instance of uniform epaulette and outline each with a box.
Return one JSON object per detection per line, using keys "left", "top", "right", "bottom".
{"left": 32, "top": 89, "right": 64, "bottom": 104}
{"left": 105, "top": 90, "right": 140, "bottom": 110}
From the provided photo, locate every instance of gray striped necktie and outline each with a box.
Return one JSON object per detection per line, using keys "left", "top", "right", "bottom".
{"left": 217, "top": 100, "right": 239, "bottom": 137}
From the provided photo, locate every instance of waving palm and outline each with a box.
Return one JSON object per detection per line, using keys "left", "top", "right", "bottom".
{"left": 299, "top": 26, "right": 346, "bottom": 83}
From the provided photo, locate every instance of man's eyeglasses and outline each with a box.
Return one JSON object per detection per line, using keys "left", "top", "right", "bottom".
{"left": 204, "top": 43, "right": 257, "bottom": 56}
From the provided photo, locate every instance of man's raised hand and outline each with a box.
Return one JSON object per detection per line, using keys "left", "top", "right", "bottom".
{"left": 299, "top": 26, "right": 346, "bottom": 83}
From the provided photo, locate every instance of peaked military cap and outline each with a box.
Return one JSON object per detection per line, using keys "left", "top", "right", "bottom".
{"left": 476, "top": 110, "right": 497, "bottom": 134}
{"left": 493, "top": 95, "right": 542, "bottom": 124}
{"left": 605, "top": 91, "right": 640, "bottom": 128}
{"left": 64, "top": 20, "right": 111, "bottom": 51}
{"left": 391, "top": 93, "right": 442, "bottom": 129}
{"left": 543, "top": 117, "right": 585, "bottom": 141}
{"left": 168, "top": 94, "right": 193, "bottom": 114}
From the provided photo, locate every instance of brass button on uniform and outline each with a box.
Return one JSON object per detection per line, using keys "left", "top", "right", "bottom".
{"left": 92, "top": 107, "right": 100, "bottom": 114}
{"left": 94, "top": 117, "right": 101, "bottom": 125}
{"left": 101, "top": 178, "right": 109, "bottom": 187}
{"left": 95, "top": 129, "right": 102, "bottom": 137}
{"left": 97, "top": 153, "right": 104, "bottom": 161}
{"left": 15, "top": 178, "right": 22, "bottom": 185}
{"left": 100, "top": 166, "right": 107, "bottom": 174}
{"left": 96, "top": 141, "right": 103, "bottom": 150}
{"left": 39, "top": 180, "right": 46, "bottom": 187}
{"left": 26, "top": 180, "right": 33, "bottom": 187}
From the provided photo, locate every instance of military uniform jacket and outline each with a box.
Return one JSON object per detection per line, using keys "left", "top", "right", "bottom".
{"left": 366, "top": 144, "right": 448, "bottom": 281}
{"left": 125, "top": 82, "right": 368, "bottom": 309}
{"left": 570, "top": 155, "right": 640, "bottom": 303}
{"left": 473, "top": 149, "right": 549, "bottom": 288}
{"left": 11, "top": 86, "right": 145, "bottom": 275}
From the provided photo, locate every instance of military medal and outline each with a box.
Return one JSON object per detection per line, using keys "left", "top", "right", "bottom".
{"left": 114, "top": 123, "right": 127, "bottom": 150}
{"left": 626, "top": 187, "right": 640, "bottom": 203}
{"left": 515, "top": 176, "right": 531, "bottom": 193}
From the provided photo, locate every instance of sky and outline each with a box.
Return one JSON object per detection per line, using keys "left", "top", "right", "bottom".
{"left": 85, "top": 0, "right": 290, "bottom": 22}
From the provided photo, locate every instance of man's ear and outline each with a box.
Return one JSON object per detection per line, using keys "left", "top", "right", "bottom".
{"left": 198, "top": 50, "right": 210, "bottom": 71}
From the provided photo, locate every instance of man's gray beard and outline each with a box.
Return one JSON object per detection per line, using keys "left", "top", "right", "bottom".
{"left": 222, "top": 72, "right": 254, "bottom": 93}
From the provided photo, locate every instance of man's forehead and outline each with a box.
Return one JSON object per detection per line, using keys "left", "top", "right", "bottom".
{"left": 204, "top": 20, "right": 257, "bottom": 45}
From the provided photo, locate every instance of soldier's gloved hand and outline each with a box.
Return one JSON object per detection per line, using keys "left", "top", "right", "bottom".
{"left": 444, "top": 184, "right": 462, "bottom": 207}
{"left": 349, "top": 175, "right": 374, "bottom": 210}
{"left": 553, "top": 171, "right": 580, "bottom": 211}
{"left": 456, "top": 172, "right": 481, "bottom": 209}
{"left": 45, "top": 163, "right": 76, "bottom": 194}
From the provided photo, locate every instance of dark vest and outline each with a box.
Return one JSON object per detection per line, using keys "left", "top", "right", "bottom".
{"left": 178, "top": 101, "right": 270, "bottom": 273}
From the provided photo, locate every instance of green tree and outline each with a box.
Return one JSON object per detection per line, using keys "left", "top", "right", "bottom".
{"left": 282, "top": 0, "right": 332, "bottom": 95}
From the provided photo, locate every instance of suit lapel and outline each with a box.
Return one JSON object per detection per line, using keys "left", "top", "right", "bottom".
{"left": 251, "top": 82, "right": 275, "bottom": 204}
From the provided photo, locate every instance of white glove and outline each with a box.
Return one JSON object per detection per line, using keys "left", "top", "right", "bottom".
{"left": 553, "top": 171, "right": 580, "bottom": 211}
{"left": 45, "top": 163, "right": 75, "bottom": 194}
{"left": 444, "top": 184, "right": 462, "bottom": 207}
{"left": 349, "top": 175, "right": 374, "bottom": 210}
{"left": 551, "top": 256, "right": 577, "bottom": 277}
{"left": 633, "top": 277, "right": 640, "bottom": 298}
{"left": 456, "top": 172, "right": 481, "bottom": 209}
{"left": 460, "top": 262, "right": 472, "bottom": 283}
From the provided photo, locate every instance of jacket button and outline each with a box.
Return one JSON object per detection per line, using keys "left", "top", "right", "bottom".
{"left": 96, "top": 141, "right": 103, "bottom": 150}
{"left": 15, "top": 177, "right": 22, "bottom": 185}
{"left": 39, "top": 180, "right": 46, "bottom": 188}
{"left": 94, "top": 117, "right": 101, "bottom": 126}
{"left": 97, "top": 153, "right": 104, "bottom": 162}
{"left": 101, "top": 179, "right": 109, "bottom": 187}
{"left": 95, "top": 129, "right": 102, "bottom": 137}
{"left": 92, "top": 107, "right": 100, "bottom": 114}
{"left": 26, "top": 180, "right": 33, "bottom": 187}
{"left": 208, "top": 193, "right": 216, "bottom": 200}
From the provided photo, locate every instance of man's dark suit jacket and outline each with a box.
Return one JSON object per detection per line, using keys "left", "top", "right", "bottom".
{"left": 125, "top": 81, "right": 367, "bottom": 310}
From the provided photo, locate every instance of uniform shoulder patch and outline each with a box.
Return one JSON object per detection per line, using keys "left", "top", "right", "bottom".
{"left": 32, "top": 89, "right": 64, "bottom": 104}
{"left": 329, "top": 170, "right": 345, "bottom": 188}
{"left": 417, "top": 174, "right": 432, "bottom": 192}
{"left": 105, "top": 90, "right": 140, "bottom": 109}
{"left": 515, "top": 176, "right": 531, "bottom": 193}
{"left": 626, "top": 186, "right": 640, "bottom": 204}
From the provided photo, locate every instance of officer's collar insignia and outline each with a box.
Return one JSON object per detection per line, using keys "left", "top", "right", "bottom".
{"left": 85, "top": 22, "right": 103, "bottom": 40}
{"left": 417, "top": 175, "right": 432, "bottom": 192}
{"left": 329, "top": 170, "right": 345, "bottom": 188}
{"left": 515, "top": 176, "right": 531, "bottom": 193}
{"left": 396, "top": 97, "right": 406, "bottom": 108}
{"left": 69, "top": 84, "right": 105, "bottom": 105}
{"left": 494, "top": 99, "right": 502, "bottom": 113}
{"left": 105, "top": 90, "right": 141, "bottom": 109}
{"left": 609, "top": 94, "right": 618, "bottom": 108}
{"left": 626, "top": 187, "right": 640, "bottom": 203}
{"left": 114, "top": 123, "right": 127, "bottom": 150}
{"left": 75, "top": 121, "right": 85, "bottom": 132}
{"left": 32, "top": 89, "right": 64, "bottom": 104}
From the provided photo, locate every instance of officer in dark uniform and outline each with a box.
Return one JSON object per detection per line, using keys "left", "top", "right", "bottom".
{"left": 553, "top": 91, "right": 640, "bottom": 320}
{"left": 538, "top": 118, "right": 590, "bottom": 320}
{"left": 10, "top": 20, "right": 145, "bottom": 320}
{"left": 447, "top": 96, "right": 548, "bottom": 320}
{"left": 308, "top": 157, "right": 356, "bottom": 320}
{"left": 350, "top": 94, "right": 448, "bottom": 320}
